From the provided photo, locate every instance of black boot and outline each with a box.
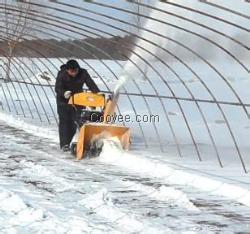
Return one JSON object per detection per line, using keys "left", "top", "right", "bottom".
{"left": 61, "top": 144, "right": 70, "bottom": 152}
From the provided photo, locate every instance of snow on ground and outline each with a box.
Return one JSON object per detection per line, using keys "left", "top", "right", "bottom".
{"left": 99, "top": 139, "right": 250, "bottom": 207}
{"left": 0, "top": 111, "right": 58, "bottom": 142}
{"left": 0, "top": 119, "right": 250, "bottom": 233}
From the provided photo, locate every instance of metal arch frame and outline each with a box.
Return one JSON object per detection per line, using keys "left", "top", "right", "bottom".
{"left": 12, "top": 56, "right": 58, "bottom": 122}
{"left": 0, "top": 11, "right": 115, "bottom": 120}
{"left": 0, "top": 33, "right": 105, "bottom": 123}
{"left": 0, "top": 22, "right": 62, "bottom": 122}
{"left": 158, "top": 1, "right": 249, "bottom": 32}
{"left": 1, "top": 2, "right": 213, "bottom": 159}
{"left": 49, "top": 1, "right": 249, "bottom": 169}
{"left": 129, "top": 1, "right": 250, "bottom": 110}
{"left": 27, "top": 16, "right": 150, "bottom": 147}
{"left": 0, "top": 51, "right": 54, "bottom": 123}
{"left": 0, "top": 1, "right": 249, "bottom": 172}
{"left": 0, "top": 4, "right": 177, "bottom": 152}
{"left": 92, "top": 1, "right": 249, "bottom": 171}
{"left": 72, "top": 1, "right": 249, "bottom": 72}
{"left": 0, "top": 49, "right": 51, "bottom": 122}
{"left": 0, "top": 26, "right": 66, "bottom": 122}
{"left": 0, "top": 2, "right": 248, "bottom": 166}
{"left": 52, "top": 1, "right": 249, "bottom": 117}
{"left": 52, "top": 3, "right": 249, "bottom": 171}
{"left": 0, "top": 5, "right": 166, "bottom": 149}
{"left": 134, "top": 1, "right": 249, "bottom": 50}
{"left": 20, "top": 3, "right": 204, "bottom": 155}
{"left": 58, "top": 1, "right": 249, "bottom": 109}
{"left": 0, "top": 70, "right": 19, "bottom": 116}
{"left": 10, "top": 1, "right": 247, "bottom": 110}
{"left": 28, "top": 1, "right": 248, "bottom": 116}
{"left": 0, "top": 7, "right": 244, "bottom": 115}
{"left": 200, "top": 1, "right": 250, "bottom": 19}
{"left": 0, "top": 56, "right": 33, "bottom": 118}
{"left": 0, "top": 7, "right": 151, "bottom": 148}
{"left": 20, "top": 1, "right": 247, "bottom": 169}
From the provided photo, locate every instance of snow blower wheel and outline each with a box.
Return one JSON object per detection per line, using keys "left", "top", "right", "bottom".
{"left": 70, "top": 142, "right": 77, "bottom": 155}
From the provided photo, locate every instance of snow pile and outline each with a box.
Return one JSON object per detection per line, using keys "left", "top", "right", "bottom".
{"left": 122, "top": 181, "right": 199, "bottom": 212}
{"left": 0, "top": 189, "right": 45, "bottom": 231}
{"left": 0, "top": 190, "right": 27, "bottom": 213}
{"left": 0, "top": 186, "right": 92, "bottom": 233}
{"left": 0, "top": 192, "right": 90, "bottom": 233}
{"left": 79, "top": 188, "right": 144, "bottom": 233}
{"left": 20, "top": 160, "right": 53, "bottom": 177}
{"left": 79, "top": 188, "right": 172, "bottom": 233}
{"left": 35, "top": 218, "right": 92, "bottom": 234}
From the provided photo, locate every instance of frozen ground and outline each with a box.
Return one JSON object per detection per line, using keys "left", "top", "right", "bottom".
{"left": 0, "top": 118, "right": 250, "bottom": 233}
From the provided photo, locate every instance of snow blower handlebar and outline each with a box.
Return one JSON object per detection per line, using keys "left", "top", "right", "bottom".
{"left": 68, "top": 92, "right": 106, "bottom": 108}
{"left": 68, "top": 91, "right": 118, "bottom": 124}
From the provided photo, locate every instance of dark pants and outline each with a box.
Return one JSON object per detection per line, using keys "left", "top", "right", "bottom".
{"left": 57, "top": 104, "right": 77, "bottom": 148}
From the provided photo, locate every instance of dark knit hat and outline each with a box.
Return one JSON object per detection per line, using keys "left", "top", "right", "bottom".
{"left": 66, "top": 59, "right": 80, "bottom": 69}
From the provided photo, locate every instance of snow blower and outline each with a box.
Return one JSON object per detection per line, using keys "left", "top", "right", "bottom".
{"left": 68, "top": 91, "right": 130, "bottom": 160}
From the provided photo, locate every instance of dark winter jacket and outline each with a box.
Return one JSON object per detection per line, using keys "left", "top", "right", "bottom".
{"left": 55, "top": 68, "right": 100, "bottom": 105}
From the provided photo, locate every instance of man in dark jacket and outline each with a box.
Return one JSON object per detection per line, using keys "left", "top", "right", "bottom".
{"left": 55, "top": 59, "right": 100, "bottom": 151}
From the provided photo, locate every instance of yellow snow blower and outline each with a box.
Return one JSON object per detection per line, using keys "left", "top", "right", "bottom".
{"left": 68, "top": 91, "right": 130, "bottom": 160}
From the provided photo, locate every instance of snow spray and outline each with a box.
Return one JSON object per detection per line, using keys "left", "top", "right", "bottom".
{"left": 111, "top": 1, "right": 162, "bottom": 104}
{"left": 104, "top": 74, "right": 129, "bottom": 119}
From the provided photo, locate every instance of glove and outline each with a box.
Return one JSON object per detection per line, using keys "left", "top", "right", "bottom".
{"left": 64, "top": 90, "right": 72, "bottom": 99}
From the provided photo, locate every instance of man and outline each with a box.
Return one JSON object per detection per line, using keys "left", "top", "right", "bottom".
{"left": 55, "top": 59, "right": 100, "bottom": 151}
